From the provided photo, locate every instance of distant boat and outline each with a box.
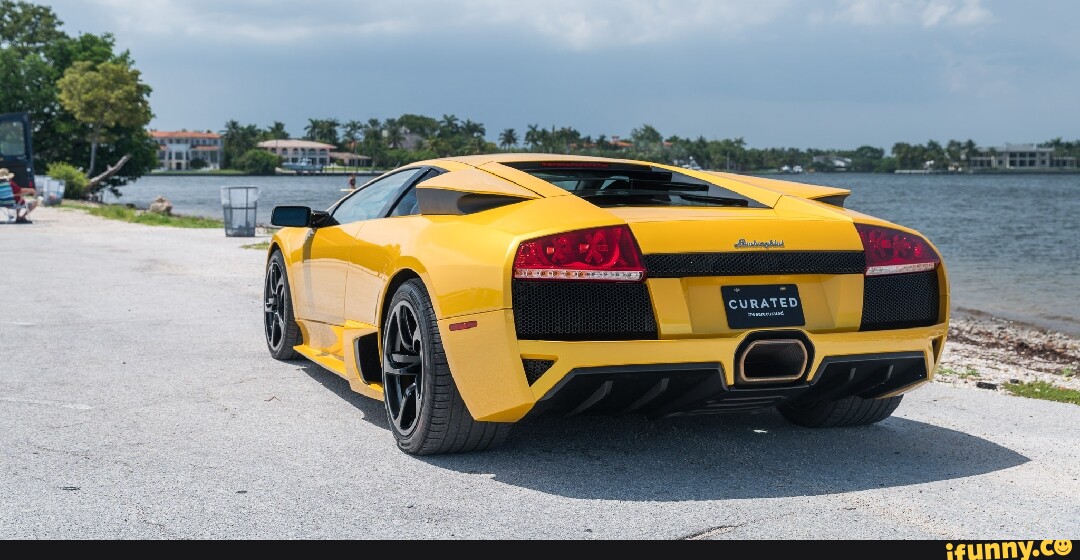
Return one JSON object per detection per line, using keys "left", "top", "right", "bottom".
{"left": 282, "top": 158, "right": 322, "bottom": 173}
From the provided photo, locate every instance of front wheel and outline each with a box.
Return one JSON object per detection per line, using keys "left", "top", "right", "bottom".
{"left": 382, "top": 279, "right": 510, "bottom": 455}
{"left": 263, "top": 250, "right": 302, "bottom": 360}
{"left": 778, "top": 394, "right": 903, "bottom": 427}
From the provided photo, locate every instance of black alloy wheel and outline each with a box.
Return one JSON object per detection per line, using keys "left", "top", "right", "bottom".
{"left": 382, "top": 299, "right": 424, "bottom": 436}
{"left": 381, "top": 279, "right": 511, "bottom": 454}
{"left": 263, "top": 251, "right": 301, "bottom": 360}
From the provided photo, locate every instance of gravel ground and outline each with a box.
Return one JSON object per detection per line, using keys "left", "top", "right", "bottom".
{"left": 1, "top": 206, "right": 1077, "bottom": 540}
{"left": 939, "top": 311, "right": 1080, "bottom": 392}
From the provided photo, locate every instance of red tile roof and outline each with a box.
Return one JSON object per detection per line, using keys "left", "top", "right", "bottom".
{"left": 150, "top": 130, "right": 221, "bottom": 139}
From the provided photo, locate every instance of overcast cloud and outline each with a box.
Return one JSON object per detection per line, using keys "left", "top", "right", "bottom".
{"left": 44, "top": 0, "right": 1080, "bottom": 149}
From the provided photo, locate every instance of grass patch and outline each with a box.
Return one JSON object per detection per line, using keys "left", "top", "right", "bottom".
{"left": 936, "top": 366, "right": 980, "bottom": 379}
{"left": 242, "top": 241, "right": 271, "bottom": 250}
{"left": 63, "top": 200, "right": 222, "bottom": 228}
{"left": 1004, "top": 381, "right": 1080, "bottom": 406}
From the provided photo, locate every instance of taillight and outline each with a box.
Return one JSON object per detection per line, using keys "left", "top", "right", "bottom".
{"left": 513, "top": 225, "right": 646, "bottom": 282}
{"left": 856, "top": 224, "right": 940, "bottom": 276}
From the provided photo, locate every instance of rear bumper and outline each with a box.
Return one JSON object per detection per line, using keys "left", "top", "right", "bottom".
{"left": 524, "top": 351, "right": 928, "bottom": 419}
{"left": 438, "top": 309, "right": 948, "bottom": 422}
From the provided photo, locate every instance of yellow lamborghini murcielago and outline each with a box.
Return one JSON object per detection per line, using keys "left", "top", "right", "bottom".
{"left": 265, "top": 154, "right": 949, "bottom": 454}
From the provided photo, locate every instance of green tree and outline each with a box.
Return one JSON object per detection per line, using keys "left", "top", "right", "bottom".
{"left": 221, "top": 120, "right": 261, "bottom": 169}
{"left": 341, "top": 119, "right": 363, "bottom": 163}
{"left": 45, "top": 160, "right": 88, "bottom": 199}
{"left": 383, "top": 118, "right": 404, "bottom": 149}
{"left": 499, "top": 128, "right": 518, "bottom": 150}
{"left": 461, "top": 119, "right": 486, "bottom": 154}
{"left": 235, "top": 149, "right": 280, "bottom": 175}
{"left": 264, "top": 121, "right": 289, "bottom": 140}
{"left": 524, "top": 123, "right": 540, "bottom": 151}
{"left": 397, "top": 114, "right": 439, "bottom": 138}
{"left": 57, "top": 59, "right": 153, "bottom": 177}
{"left": 0, "top": 1, "right": 64, "bottom": 53}
{"left": 304, "top": 118, "right": 339, "bottom": 145}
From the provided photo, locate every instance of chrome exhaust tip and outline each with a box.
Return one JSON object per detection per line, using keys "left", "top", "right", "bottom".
{"left": 736, "top": 339, "right": 808, "bottom": 385}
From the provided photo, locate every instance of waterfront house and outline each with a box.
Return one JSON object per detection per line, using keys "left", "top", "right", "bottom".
{"left": 329, "top": 151, "right": 372, "bottom": 168}
{"left": 812, "top": 155, "right": 853, "bottom": 170}
{"left": 969, "top": 144, "right": 1077, "bottom": 170}
{"left": 150, "top": 130, "right": 224, "bottom": 170}
{"left": 258, "top": 139, "right": 335, "bottom": 168}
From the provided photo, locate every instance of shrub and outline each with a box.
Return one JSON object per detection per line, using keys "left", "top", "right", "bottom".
{"left": 46, "top": 162, "right": 90, "bottom": 200}
{"left": 189, "top": 157, "right": 208, "bottom": 170}
{"left": 235, "top": 149, "right": 281, "bottom": 175}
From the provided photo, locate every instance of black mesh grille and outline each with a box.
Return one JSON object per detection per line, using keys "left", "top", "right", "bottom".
{"left": 861, "top": 271, "right": 940, "bottom": 331}
{"left": 511, "top": 281, "right": 658, "bottom": 341}
{"left": 644, "top": 251, "right": 866, "bottom": 278}
{"left": 522, "top": 359, "right": 555, "bottom": 385}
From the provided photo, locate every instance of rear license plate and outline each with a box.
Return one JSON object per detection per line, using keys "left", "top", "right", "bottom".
{"left": 721, "top": 284, "right": 805, "bottom": 329}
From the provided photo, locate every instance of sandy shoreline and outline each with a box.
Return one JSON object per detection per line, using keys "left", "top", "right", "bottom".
{"left": 940, "top": 309, "right": 1080, "bottom": 392}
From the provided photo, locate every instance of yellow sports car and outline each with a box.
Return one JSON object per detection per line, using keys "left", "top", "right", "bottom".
{"left": 265, "top": 154, "right": 949, "bottom": 454}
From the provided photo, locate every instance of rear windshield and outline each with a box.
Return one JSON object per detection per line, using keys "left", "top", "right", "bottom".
{"left": 502, "top": 161, "right": 765, "bottom": 208}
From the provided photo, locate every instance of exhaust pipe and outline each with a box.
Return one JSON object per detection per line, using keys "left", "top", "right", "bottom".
{"left": 736, "top": 339, "right": 808, "bottom": 385}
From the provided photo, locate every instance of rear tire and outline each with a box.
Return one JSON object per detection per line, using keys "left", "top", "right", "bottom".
{"left": 263, "top": 250, "right": 302, "bottom": 360}
{"left": 779, "top": 394, "right": 903, "bottom": 427}
{"left": 381, "top": 279, "right": 511, "bottom": 455}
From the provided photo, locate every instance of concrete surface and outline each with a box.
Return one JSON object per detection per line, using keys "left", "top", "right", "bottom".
{"left": 1, "top": 207, "right": 1078, "bottom": 539}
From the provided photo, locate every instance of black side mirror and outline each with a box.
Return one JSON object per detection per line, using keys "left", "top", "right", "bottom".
{"left": 271, "top": 206, "right": 313, "bottom": 227}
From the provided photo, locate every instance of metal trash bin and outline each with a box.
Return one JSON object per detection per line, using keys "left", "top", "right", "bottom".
{"left": 220, "top": 186, "right": 259, "bottom": 237}
{"left": 40, "top": 177, "right": 65, "bottom": 206}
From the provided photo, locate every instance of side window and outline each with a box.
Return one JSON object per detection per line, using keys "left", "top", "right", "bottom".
{"left": 332, "top": 168, "right": 422, "bottom": 224}
{"left": 388, "top": 168, "right": 443, "bottom": 217}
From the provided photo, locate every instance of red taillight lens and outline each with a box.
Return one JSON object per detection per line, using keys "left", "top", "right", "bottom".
{"left": 513, "top": 225, "right": 646, "bottom": 282}
{"left": 856, "top": 224, "right": 940, "bottom": 276}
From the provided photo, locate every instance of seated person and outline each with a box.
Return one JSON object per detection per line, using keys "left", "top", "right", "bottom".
{"left": 2, "top": 168, "right": 38, "bottom": 224}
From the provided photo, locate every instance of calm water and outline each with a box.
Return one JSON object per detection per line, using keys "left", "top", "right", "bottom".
{"left": 105, "top": 172, "right": 1080, "bottom": 335}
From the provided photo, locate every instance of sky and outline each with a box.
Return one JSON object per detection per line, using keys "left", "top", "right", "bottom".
{"left": 44, "top": 0, "right": 1080, "bottom": 150}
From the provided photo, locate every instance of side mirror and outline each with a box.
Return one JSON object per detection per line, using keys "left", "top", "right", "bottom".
{"left": 270, "top": 206, "right": 313, "bottom": 227}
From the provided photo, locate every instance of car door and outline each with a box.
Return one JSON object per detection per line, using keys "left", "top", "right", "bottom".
{"left": 301, "top": 168, "right": 424, "bottom": 325}
{"left": 343, "top": 168, "right": 444, "bottom": 328}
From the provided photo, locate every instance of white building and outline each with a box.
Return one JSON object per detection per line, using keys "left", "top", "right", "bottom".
{"left": 969, "top": 144, "right": 1077, "bottom": 170}
{"left": 150, "top": 130, "right": 223, "bottom": 170}
{"left": 258, "top": 139, "right": 335, "bottom": 167}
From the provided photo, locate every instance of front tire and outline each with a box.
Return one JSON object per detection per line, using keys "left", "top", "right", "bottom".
{"left": 381, "top": 279, "right": 510, "bottom": 455}
{"left": 263, "top": 250, "right": 302, "bottom": 360}
{"left": 779, "top": 394, "right": 903, "bottom": 427}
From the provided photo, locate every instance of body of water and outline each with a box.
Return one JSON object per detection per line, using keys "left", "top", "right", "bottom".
{"left": 105, "top": 172, "right": 1080, "bottom": 335}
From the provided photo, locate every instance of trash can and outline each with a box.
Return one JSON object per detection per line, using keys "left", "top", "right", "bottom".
{"left": 41, "top": 177, "right": 65, "bottom": 206}
{"left": 220, "top": 186, "right": 259, "bottom": 237}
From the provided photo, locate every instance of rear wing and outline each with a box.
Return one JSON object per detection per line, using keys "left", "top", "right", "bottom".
{"left": 704, "top": 171, "right": 851, "bottom": 207}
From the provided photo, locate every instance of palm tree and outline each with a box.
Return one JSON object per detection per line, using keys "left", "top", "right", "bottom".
{"left": 384, "top": 118, "right": 404, "bottom": 149}
{"left": 524, "top": 124, "right": 540, "bottom": 151}
{"left": 265, "top": 121, "right": 289, "bottom": 140}
{"left": 439, "top": 114, "right": 460, "bottom": 137}
{"left": 342, "top": 120, "right": 363, "bottom": 159}
{"left": 303, "top": 118, "right": 340, "bottom": 145}
{"left": 498, "top": 128, "right": 518, "bottom": 151}
{"left": 220, "top": 120, "right": 261, "bottom": 169}
{"left": 462, "top": 119, "right": 486, "bottom": 154}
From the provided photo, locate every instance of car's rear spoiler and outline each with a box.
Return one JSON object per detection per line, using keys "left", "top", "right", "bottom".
{"left": 704, "top": 171, "right": 852, "bottom": 207}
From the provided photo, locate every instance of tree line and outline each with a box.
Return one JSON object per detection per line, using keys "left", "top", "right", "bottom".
{"left": 221, "top": 115, "right": 1080, "bottom": 175}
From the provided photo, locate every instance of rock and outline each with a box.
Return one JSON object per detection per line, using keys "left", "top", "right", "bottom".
{"left": 976, "top": 381, "right": 999, "bottom": 390}
{"left": 148, "top": 195, "right": 173, "bottom": 215}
